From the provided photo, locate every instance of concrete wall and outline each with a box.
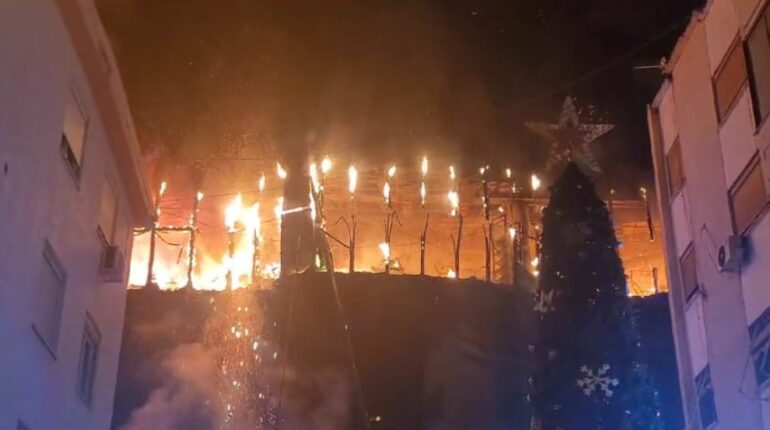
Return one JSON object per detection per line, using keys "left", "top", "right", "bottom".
{"left": 0, "top": 1, "right": 146, "bottom": 428}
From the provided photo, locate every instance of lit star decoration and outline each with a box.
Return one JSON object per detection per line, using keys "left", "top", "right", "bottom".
{"left": 526, "top": 96, "right": 614, "bottom": 175}
{"left": 576, "top": 364, "right": 620, "bottom": 398}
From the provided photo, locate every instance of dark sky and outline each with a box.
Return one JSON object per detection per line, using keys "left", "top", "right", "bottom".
{"left": 97, "top": 0, "right": 702, "bottom": 194}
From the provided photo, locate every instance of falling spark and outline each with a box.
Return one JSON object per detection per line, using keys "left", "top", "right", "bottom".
{"left": 379, "top": 242, "right": 391, "bottom": 261}
{"left": 258, "top": 174, "right": 266, "bottom": 192}
{"left": 531, "top": 174, "right": 541, "bottom": 191}
{"left": 420, "top": 182, "right": 427, "bottom": 207}
{"left": 421, "top": 156, "right": 428, "bottom": 176}
{"left": 388, "top": 165, "right": 397, "bottom": 178}
{"left": 508, "top": 227, "right": 517, "bottom": 240}
{"left": 196, "top": 191, "right": 204, "bottom": 202}
{"left": 449, "top": 165, "right": 456, "bottom": 181}
{"left": 447, "top": 269, "right": 457, "bottom": 279}
{"left": 309, "top": 163, "right": 321, "bottom": 193}
{"left": 479, "top": 166, "right": 486, "bottom": 175}
{"left": 276, "top": 162, "right": 287, "bottom": 179}
{"left": 348, "top": 166, "right": 358, "bottom": 195}
{"left": 531, "top": 256, "right": 540, "bottom": 268}
{"left": 505, "top": 168, "right": 512, "bottom": 179}
{"left": 159, "top": 181, "right": 167, "bottom": 197}
{"left": 447, "top": 191, "right": 459, "bottom": 217}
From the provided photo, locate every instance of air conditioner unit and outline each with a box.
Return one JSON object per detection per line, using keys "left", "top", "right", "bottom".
{"left": 718, "top": 235, "right": 744, "bottom": 272}
{"left": 101, "top": 245, "right": 125, "bottom": 282}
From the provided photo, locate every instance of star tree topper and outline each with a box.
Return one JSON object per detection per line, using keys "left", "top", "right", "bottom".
{"left": 526, "top": 96, "right": 614, "bottom": 175}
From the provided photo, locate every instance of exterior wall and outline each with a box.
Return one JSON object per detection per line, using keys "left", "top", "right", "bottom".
{"left": 0, "top": 1, "right": 149, "bottom": 429}
{"left": 650, "top": 0, "right": 770, "bottom": 428}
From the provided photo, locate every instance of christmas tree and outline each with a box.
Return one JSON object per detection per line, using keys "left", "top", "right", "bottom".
{"left": 530, "top": 162, "right": 663, "bottom": 430}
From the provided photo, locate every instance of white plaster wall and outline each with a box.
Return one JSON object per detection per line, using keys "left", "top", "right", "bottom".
{"left": 0, "top": 1, "right": 136, "bottom": 429}
{"left": 720, "top": 89, "right": 760, "bottom": 186}
{"left": 671, "top": 21, "right": 763, "bottom": 428}
{"left": 671, "top": 191, "right": 693, "bottom": 257}
{"left": 741, "top": 212, "right": 770, "bottom": 324}
{"left": 705, "top": 0, "right": 740, "bottom": 74}
{"left": 685, "top": 297, "right": 710, "bottom": 374}
{"left": 659, "top": 86, "right": 679, "bottom": 152}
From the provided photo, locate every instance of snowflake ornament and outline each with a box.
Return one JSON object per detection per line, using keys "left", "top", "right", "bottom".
{"left": 576, "top": 364, "right": 619, "bottom": 398}
{"left": 534, "top": 289, "right": 555, "bottom": 314}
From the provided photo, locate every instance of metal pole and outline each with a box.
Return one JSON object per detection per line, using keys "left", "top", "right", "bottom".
{"left": 185, "top": 192, "right": 200, "bottom": 289}
{"left": 145, "top": 182, "right": 165, "bottom": 289}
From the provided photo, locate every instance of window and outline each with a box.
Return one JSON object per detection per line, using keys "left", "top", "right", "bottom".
{"left": 680, "top": 244, "right": 698, "bottom": 300}
{"left": 729, "top": 155, "right": 768, "bottom": 234}
{"left": 695, "top": 367, "right": 718, "bottom": 429}
{"left": 713, "top": 39, "right": 748, "bottom": 122}
{"left": 666, "top": 138, "right": 684, "bottom": 196}
{"left": 32, "top": 241, "right": 67, "bottom": 355}
{"left": 76, "top": 315, "right": 101, "bottom": 407}
{"left": 61, "top": 84, "right": 88, "bottom": 180}
{"left": 98, "top": 180, "right": 118, "bottom": 244}
{"left": 747, "top": 5, "right": 770, "bottom": 125}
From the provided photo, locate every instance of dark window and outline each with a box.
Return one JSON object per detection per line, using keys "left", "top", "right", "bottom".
{"left": 98, "top": 180, "right": 118, "bottom": 244}
{"left": 33, "top": 240, "right": 67, "bottom": 355}
{"left": 713, "top": 39, "right": 748, "bottom": 122}
{"left": 666, "top": 138, "right": 684, "bottom": 196}
{"left": 61, "top": 84, "right": 87, "bottom": 181}
{"left": 76, "top": 315, "right": 101, "bottom": 407}
{"left": 695, "top": 367, "right": 717, "bottom": 429}
{"left": 747, "top": 5, "right": 770, "bottom": 125}
{"left": 729, "top": 155, "right": 768, "bottom": 234}
{"left": 680, "top": 244, "right": 698, "bottom": 300}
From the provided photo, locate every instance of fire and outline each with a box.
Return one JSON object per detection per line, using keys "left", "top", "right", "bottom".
{"left": 387, "top": 165, "right": 397, "bottom": 178}
{"left": 447, "top": 190, "right": 459, "bottom": 217}
{"left": 505, "top": 167, "right": 512, "bottom": 179}
{"left": 383, "top": 182, "right": 391, "bottom": 205}
{"left": 420, "top": 156, "right": 428, "bottom": 176}
{"left": 348, "top": 165, "right": 358, "bottom": 196}
{"left": 378, "top": 242, "right": 390, "bottom": 262}
{"left": 449, "top": 165, "right": 456, "bottom": 181}
{"left": 531, "top": 174, "right": 541, "bottom": 191}
{"left": 420, "top": 182, "right": 426, "bottom": 207}
{"left": 309, "top": 162, "right": 321, "bottom": 193}
{"left": 258, "top": 174, "right": 266, "bottom": 192}
{"left": 508, "top": 227, "right": 517, "bottom": 240}
{"left": 447, "top": 269, "right": 457, "bottom": 279}
{"left": 276, "top": 162, "right": 287, "bottom": 179}
{"left": 225, "top": 194, "right": 243, "bottom": 233}
{"left": 321, "top": 156, "right": 332, "bottom": 174}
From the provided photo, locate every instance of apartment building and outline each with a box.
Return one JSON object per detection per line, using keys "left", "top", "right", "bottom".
{"left": 0, "top": 1, "right": 151, "bottom": 428}
{"left": 648, "top": 0, "right": 770, "bottom": 428}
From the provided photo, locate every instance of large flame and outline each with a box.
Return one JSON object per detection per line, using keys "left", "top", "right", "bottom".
{"left": 348, "top": 165, "right": 358, "bottom": 196}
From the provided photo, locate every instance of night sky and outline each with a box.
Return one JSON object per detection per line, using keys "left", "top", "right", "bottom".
{"left": 96, "top": 0, "right": 702, "bottom": 195}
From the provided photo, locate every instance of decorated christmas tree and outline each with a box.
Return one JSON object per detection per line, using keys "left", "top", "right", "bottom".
{"left": 530, "top": 162, "right": 663, "bottom": 430}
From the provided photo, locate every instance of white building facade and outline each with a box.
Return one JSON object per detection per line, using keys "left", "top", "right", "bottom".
{"left": 648, "top": 0, "right": 770, "bottom": 428}
{"left": 0, "top": 1, "right": 151, "bottom": 429}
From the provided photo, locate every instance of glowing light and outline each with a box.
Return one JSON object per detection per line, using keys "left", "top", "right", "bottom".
{"left": 449, "top": 165, "right": 456, "bottom": 181}
{"left": 447, "top": 269, "right": 457, "bottom": 279}
{"left": 159, "top": 181, "right": 167, "bottom": 197}
{"left": 309, "top": 163, "right": 321, "bottom": 193}
{"left": 196, "top": 191, "right": 204, "bottom": 201}
{"left": 225, "top": 194, "right": 243, "bottom": 232}
{"left": 531, "top": 174, "right": 541, "bottom": 191}
{"left": 479, "top": 166, "right": 486, "bottom": 175}
{"left": 379, "top": 242, "right": 391, "bottom": 261}
{"left": 508, "top": 227, "right": 517, "bottom": 240}
{"left": 276, "top": 162, "right": 287, "bottom": 179}
{"left": 421, "top": 156, "right": 428, "bottom": 176}
{"left": 531, "top": 256, "right": 540, "bottom": 268}
{"left": 447, "top": 190, "right": 459, "bottom": 217}
{"left": 388, "top": 165, "right": 397, "bottom": 178}
{"left": 383, "top": 182, "right": 391, "bottom": 205}
{"left": 321, "top": 156, "right": 332, "bottom": 174}
{"left": 258, "top": 174, "right": 266, "bottom": 192}
{"left": 348, "top": 166, "right": 358, "bottom": 195}
{"left": 505, "top": 168, "right": 512, "bottom": 179}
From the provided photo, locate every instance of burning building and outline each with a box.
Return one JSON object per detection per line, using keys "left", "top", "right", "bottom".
{"left": 0, "top": 1, "right": 151, "bottom": 429}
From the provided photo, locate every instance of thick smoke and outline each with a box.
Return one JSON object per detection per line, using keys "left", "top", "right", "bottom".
{"left": 121, "top": 343, "right": 221, "bottom": 430}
